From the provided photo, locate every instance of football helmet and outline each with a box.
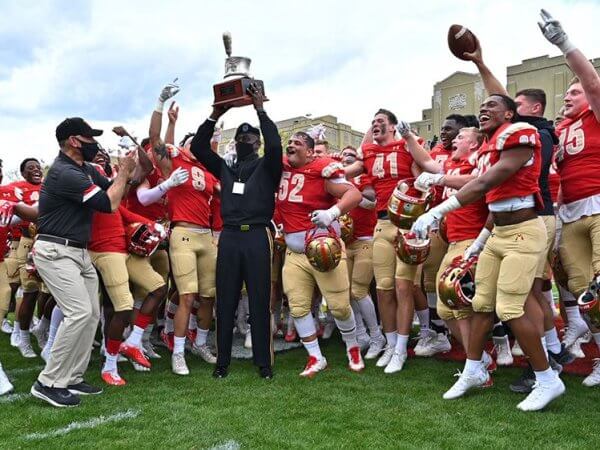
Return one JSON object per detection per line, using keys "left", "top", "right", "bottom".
{"left": 126, "top": 222, "right": 163, "bottom": 257}
{"left": 387, "top": 178, "right": 433, "bottom": 229}
{"left": 304, "top": 226, "right": 343, "bottom": 272}
{"left": 578, "top": 274, "right": 600, "bottom": 328}
{"left": 338, "top": 214, "right": 354, "bottom": 244}
{"left": 438, "top": 256, "right": 477, "bottom": 309}
{"left": 28, "top": 222, "right": 38, "bottom": 238}
{"left": 395, "top": 231, "right": 430, "bottom": 265}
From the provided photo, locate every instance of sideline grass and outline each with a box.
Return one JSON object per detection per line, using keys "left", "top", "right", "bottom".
{"left": 1, "top": 336, "right": 599, "bottom": 449}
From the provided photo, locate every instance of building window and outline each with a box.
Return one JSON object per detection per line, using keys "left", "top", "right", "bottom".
{"left": 427, "top": 124, "right": 432, "bottom": 132}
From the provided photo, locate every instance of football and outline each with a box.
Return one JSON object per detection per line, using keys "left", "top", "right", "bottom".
{"left": 447, "top": 24, "right": 478, "bottom": 60}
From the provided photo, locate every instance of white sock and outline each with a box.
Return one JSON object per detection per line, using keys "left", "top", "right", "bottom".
{"left": 46, "top": 307, "right": 64, "bottom": 348}
{"left": 356, "top": 295, "right": 382, "bottom": 338}
{"left": 385, "top": 331, "right": 397, "bottom": 348}
{"left": 464, "top": 358, "right": 482, "bottom": 375}
{"left": 565, "top": 305, "right": 584, "bottom": 323}
{"left": 125, "top": 325, "right": 144, "bottom": 347}
{"left": 426, "top": 292, "right": 437, "bottom": 309}
{"left": 334, "top": 310, "right": 358, "bottom": 349}
{"left": 415, "top": 309, "right": 430, "bottom": 336}
{"left": 534, "top": 367, "right": 556, "bottom": 384}
{"left": 12, "top": 321, "right": 20, "bottom": 336}
{"left": 173, "top": 336, "right": 186, "bottom": 354}
{"left": 302, "top": 339, "right": 323, "bottom": 360}
{"left": 541, "top": 337, "right": 548, "bottom": 354}
{"left": 545, "top": 328, "right": 561, "bottom": 353}
{"left": 394, "top": 334, "right": 409, "bottom": 354}
{"left": 19, "top": 329, "right": 30, "bottom": 345}
{"left": 133, "top": 299, "right": 143, "bottom": 310}
{"left": 195, "top": 328, "right": 209, "bottom": 347}
{"left": 103, "top": 353, "right": 118, "bottom": 373}
{"left": 593, "top": 332, "right": 600, "bottom": 352}
{"left": 481, "top": 351, "right": 492, "bottom": 367}
{"left": 293, "top": 314, "right": 317, "bottom": 339}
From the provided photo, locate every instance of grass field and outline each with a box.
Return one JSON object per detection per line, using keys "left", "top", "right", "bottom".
{"left": 1, "top": 332, "right": 600, "bottom": 450}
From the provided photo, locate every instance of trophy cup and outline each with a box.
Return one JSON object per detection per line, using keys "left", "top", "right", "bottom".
{"left": 213, "top": 32, "right": 268, "bottom": 108}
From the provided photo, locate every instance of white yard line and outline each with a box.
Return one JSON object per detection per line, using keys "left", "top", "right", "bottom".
{"left": 208, "top": 440, "right": 241, "bottom": 450}
{"left": 0, "top": 393, "right": 31, "bottom": 404}
{"left": 23, "top": 409, "right": 141, "bottom": 441}
{"left": 6, "top": 365, "right": 44, "bottom": 375}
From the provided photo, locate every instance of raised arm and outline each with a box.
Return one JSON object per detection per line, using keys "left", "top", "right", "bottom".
{"left": 461, "top": 36, "right": 508, "bottom": 97}
{"left": 397, "top": 121, "right": 442, "bottom": 173}
{"left": 538, "top": 9, "right": 600, "bottom": 120}
{"left": 189, "top": 108, "right": 227, "bottom": 178}
{"left": 165, "top": 102, "right": 178, "bottom": 145}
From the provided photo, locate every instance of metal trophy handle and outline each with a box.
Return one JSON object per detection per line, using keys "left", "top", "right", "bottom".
{"left": 223, "top": 32, "right": 232, "bottom": 58}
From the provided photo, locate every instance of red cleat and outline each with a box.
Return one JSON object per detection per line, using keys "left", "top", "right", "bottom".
{"left": 101, "top": 371, "right": 127, "bottom": 386}
{"left": 186, "top": 328, "right": 197, "bottom": 344}
{"left": 161, "top": 329, "right": 174, "bottom": 352}
{"left": 119, "top": 343, "right": 151, "bottom": 368}
{"left": 485, "top": 357, "right": 497, "bottom": 373}
{"left": 284, "top": 329, "right": 298, "bottom": 342}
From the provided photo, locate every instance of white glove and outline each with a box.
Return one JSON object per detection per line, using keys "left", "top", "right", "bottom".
{"left": 153, "top": 223, "right": 168, "bottom": 240}
{"left": 310, "top": 206, "right": 341, "bottom": 228}
{"left": 396, "top": 120, "right": 411, "bottom": 138}
{"left": 538, "top": 9, "right": 576, "bottom": 55}
{"left": 224, "top": 149, "right": 237, "bottom": 168}
{"left": 415, "top": 172, "right": 444, "bottom": 192}
{"left": 411, "top": 196, "right": 461, "bottom": 240}
{"left": 156, "top": 78, "right": 180, "bottom": 112}
{"left": 464, "top": 228, "right": 491, "bottom": 259}
{"left": 358, "top": 197, "right": 376, "bottom": 210}
{"left": 159, "top": 167, "right": 188, "bottom": 192}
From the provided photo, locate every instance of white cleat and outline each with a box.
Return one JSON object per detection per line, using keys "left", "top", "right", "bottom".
{"left": 581, "top": 331, "right": 592, "bottom": 344}
{"left": 244, "top": 330, "right": 252, "bottom": 349}
{"left": 357, "top": 333, "right": 370, "bottom": 351}
{"left": 511, "top": 340, "right": 524, "bottom": 357}
{"left": 443, "top": 368, "right": 492, "bottom": 400}
{"left": 516, "top": 378, "right": 565, "bottom": 411}
{"left": 191, "top": 343, "right": 217, "bottom": 364}
{"left": 365, "top": 335, "right": 386, "bottom": 360}
{"left": 1, "top": 320, "right": 13, "bottom": 334}
{"left": 10, "top": 329, "right": 20, "bottom": 347}
{"left": 0, "top": 367, "right": 14, "bottom": 396}
{"left": 494, "top": 336, "right": 514, "bottom": 366}
{"left": 347, "top": 346, "right": 365, "bottom": 372}
{"left": 132, "top": 361, "right": 151, "bottom": 372}
{"left": 142, "top": 341, "right": 162, "bottom": 359}
{"left": 417, "top": 333, "right": 452, "bottom": 357}
{"left": 562, "top": 320, "right": 589, "bottom": 349}
{"left": 299, "top": 356, "right": 327, "bottom": 378}
{"left": 376, "top": 346, "right": 395, "bottom": 367}
{"left": 384, "top": 351, "right": 407, "bottom": 374}
{"left": 414, "top": 330, "right": 436, "bottom": 356}
{"left": 322, "top": 322, "right": 336, "bottom": 340}
{"left": 18, "top": 342, "right": 37, "bottom": 359}
{"left": 583, "top": 359, "right": 600, "bottom": 387}
{"left": 171, "top": 352, "right": 189, "bottom": 376}
{"left": 569, "top": 338, "right": 586, "bottom": 359}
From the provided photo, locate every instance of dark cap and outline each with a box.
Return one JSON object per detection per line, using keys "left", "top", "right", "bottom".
{"left": 56, "top": 117, "right": 103, "bottom": 142}
{"left": 234, "top": 122, "right": 260, "bottom": 140}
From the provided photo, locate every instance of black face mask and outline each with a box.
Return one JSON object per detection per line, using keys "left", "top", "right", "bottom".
{"left": 79, "top": 141, "right": 100, "bottom": 162}
{"left": 236, "top": 142, "right": 255, "bottom": 159}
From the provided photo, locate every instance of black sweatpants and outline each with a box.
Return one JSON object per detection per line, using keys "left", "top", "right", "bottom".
{"left": 216, "top": 226, "right": 273, "bottom": 368}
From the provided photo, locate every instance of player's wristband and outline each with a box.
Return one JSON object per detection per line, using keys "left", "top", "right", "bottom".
{"left": 430, "top": 196, "right": 461, "bottom": 219}
{"left": 558, "top": 39, "right": 576, "bottom": 55}
{"left": 358, "top": 197, "right": 376, "bottom": 210}
{"left": 328, "top": 205, "right": 341, "bottom": 219}
{"left": 155, "top": 99, "right": 165, "bottom": 113}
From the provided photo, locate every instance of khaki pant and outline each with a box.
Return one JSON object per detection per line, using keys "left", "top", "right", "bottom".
{"left": 538, "top": 215, "right": 557, "bottom": 279}
{"left": 558, "top": 214, "right": 600, "bottom": 296}
{"left": 33, "top": 240, "right": 100, "bottom": 388}
{"left": 17, "top": 237, "right": 39, "bottom": 293}
{"left": 373, "top": 219, "right": 419, "bottom": 289}
{"left": 169, "top": 227, "right": 216, "bottom": 297}
{"left": 435, "top": 239, "right": 475, "bottom": 321}
{"left": 0, "top": 261, "right": 10, "bottom": 322}
{"left": 472, "top": 218, "right": 546, "bottom": 321}
{"left": 282, "top": 250, "right": 351, "bottom": 320}
{"left": 5, "top": 239, "right": 22, "bottom": 284}
{"left": 422, "top": 230, "right": 448, "bottom": 292}
{"left": 346, "top": 239, "right": 374, "bottom": 300}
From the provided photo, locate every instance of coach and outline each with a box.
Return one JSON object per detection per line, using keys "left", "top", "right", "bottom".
{"left": 31, "top": 118, "right": 135, "bottom": 407}
{"left": 191, "top": 83, "right": 282, "bottom": 379}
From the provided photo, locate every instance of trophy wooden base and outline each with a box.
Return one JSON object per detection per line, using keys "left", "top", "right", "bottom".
{"left": 213, "top": 78, "right": 267, "bottom": 107}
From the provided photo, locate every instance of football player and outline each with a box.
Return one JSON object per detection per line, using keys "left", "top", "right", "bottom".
{"left": 412, "top": 93, "right": 564, "bottom": 411}
{"left": 341, "top": 145, "right": 386, "bottom": 358}
{"left": 277, "top": 131, "right": 363, "bottom": 377}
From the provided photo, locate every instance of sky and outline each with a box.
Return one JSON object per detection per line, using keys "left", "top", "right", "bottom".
{"left": 2, "top": 0, "right": 600, "bottom": 178}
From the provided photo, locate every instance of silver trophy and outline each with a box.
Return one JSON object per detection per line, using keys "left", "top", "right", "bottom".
{"left": 223, "top": 32, "right": 252, "bottom": 79}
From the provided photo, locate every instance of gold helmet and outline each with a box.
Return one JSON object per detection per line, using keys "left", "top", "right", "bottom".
{"left": 395, "top": 231, "right": 430, "bottom": 265}
{"left": 387, "top": 178, "right": 434, "bottom": 229}
{"left": 438, "top": 256, "right": 477, "bottom": 310}
{"left": 28, "top": 222, "right": 38, "bottom": 238}
{"left": 25, "top": 251, "right": 41, "bottom": 281}
{"left": 338, "top": 214, "right": 354, "bottom": 244}
{"left": 578, "top": 274, "right": 600, "bottom": 328}
{"left": 304, "top": 226, "right": 343, "bottom": 272}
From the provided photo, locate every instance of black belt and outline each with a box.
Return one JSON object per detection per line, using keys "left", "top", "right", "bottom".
{"left": 377, "top": 211, "right": 389, "bottom": 219}
{"left": 223, "top": 224, "right": 269, "bottom": 232}
{"left": 37, "top": 234, "right": 86, "bottom": 249}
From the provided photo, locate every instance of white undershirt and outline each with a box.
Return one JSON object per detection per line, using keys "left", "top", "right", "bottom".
{"left": 559, "top": 193, "right": 600, "bottom": 224}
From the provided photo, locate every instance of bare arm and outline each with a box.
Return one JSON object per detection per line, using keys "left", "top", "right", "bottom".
{"left": 165, "top": 102, "right": 178, "bottom": 145}
{"left": 325, "top": 181, "right": 362, "bottom": 214}
{"left": 462, "top": 36, "right": 508, "bottom": 96}
{"left": 106, "top": 156, "right": 136, "bottom": 212}
{"left": 14, "top": 203, "right": 38, "bottom": 222}
{"left": 565, "top": 49, "right": 600, "bottom": 120}
{"left": 404, "top": 133, "right": 441, "bottom": 173}
{"left": 442, "top": 173, "right": 477, "bottom": 190}
{"left": 344, "top": 160, "right": 364, "bottom": 178}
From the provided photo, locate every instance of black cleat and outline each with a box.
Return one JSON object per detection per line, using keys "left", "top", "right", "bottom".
{"left": 509, "top": 365, "right": 536, "bottom": 394}
{"left": 31, "top": 381, "right": 81, "bottom": 407}
{"left": 259, "top": 366, "right": 273, "bottom": 379}
{"left": 67, "top": 381, "right": 103, "bottom": 396}
{"left": 548, "top": 344, "right": 575, "bottom": 365}
{"left": 213, "top": 366, "right": 229, "bottom": 379}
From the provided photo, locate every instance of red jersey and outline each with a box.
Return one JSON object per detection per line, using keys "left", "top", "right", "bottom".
{"left": 362, "top": 139, "right": 419, "bottom": 213}
{"left": 442, "top": 154, "right": 489, "bottom": 242}
{"left": 210, "top": 185, "right": 223, "bottom": 232}
{"left": 126, "top": 166, "right": 169, "bottom": 222}
{"left": 548, "top": 146, "right": 560, "bottom": 203}
{"left": 477, "top": 122, "right": 541, "bottom": 206}
{"left": 276, "top": 157, "right": 346, "bottom": 233}
{"left": 429, "top": 143, "right": 453, "bottom": 206}
{"left": 89, "top": 205, "right": 151, "bottom": 253}
{"left": 3, "top": 180, "right": 41, "bottom": 235}
{"left": 349, "top": 174, "right": 377, "bottom": 238}
{"left": 555, "top": 108, "right": 600, "bottom": 204}
{"left": 166, "top": 151, "right": 214, "bottom": 227}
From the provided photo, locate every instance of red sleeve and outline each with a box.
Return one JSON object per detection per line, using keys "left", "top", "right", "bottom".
{"left": 118, "top": 205, "right": 152, "bottom": 226}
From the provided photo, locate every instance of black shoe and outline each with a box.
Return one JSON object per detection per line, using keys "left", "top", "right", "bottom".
{"left": 548, "top": 354, "right": 563, "bottom": 374}
{"left": 31, "top": 381, "right": 81, "bottom": 407}
{"left": 548, "top": 344, "right": 576, "bottom": 366}
{"left": 67, "top": 381, "right": 103, "bottom": 396}
{"left": 509, "top": 365, "right": 536, "bottom": 394}
{"left": 259, "top": 366, "right": 273, "bottom": 379}
{"left": 213, "top": 366, "right": 229, "bottom": 379}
